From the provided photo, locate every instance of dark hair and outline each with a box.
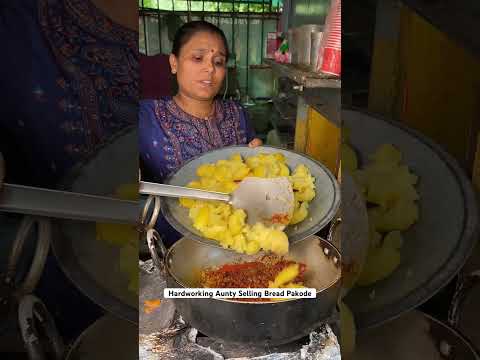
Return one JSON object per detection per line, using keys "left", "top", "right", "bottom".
{"left": 171, "top": 21, "right": 229, "bottom": 59}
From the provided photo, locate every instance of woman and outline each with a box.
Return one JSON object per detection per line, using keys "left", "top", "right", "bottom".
{"left": 139, "top": 21, "right": 262, "bottom": 246}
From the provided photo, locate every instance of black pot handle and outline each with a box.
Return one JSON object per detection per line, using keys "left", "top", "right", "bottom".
{"left": 18, "top": 295, "right": 64, "bottom": 360}
{"left": 146, "top": 229, "right": 168, "bottom": 277}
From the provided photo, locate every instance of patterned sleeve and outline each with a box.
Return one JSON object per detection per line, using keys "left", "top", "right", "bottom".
{"left": 236, "top": 102, "right": 256, "bottom": 143}
{"left": 139, "top": 100, "right": 166, "bottom": 182}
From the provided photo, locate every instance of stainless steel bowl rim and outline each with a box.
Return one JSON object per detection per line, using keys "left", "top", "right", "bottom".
{"left": 161, "top": 144, "right": 341, "bottom": 249}
{"left": 164, "top": 235, "right": 342, "bottom": 304}
{"left": 343, "top": 108, "right": 479, "bottom": 330}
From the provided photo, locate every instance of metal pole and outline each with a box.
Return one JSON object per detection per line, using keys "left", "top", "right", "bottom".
{"left": 246, "top": 2, "right": 250, "bottom": 97}
{"left": 231, "top": 0, "right": 235, "bottom": 62}
{"left": 157, "top": 0, "right": 162, "bottom": 54}
{"left": 261, "top": 0, "right": 265, "bottom": 62}
{"left": 142, "top": 0, "right": 148, "bottom": 55}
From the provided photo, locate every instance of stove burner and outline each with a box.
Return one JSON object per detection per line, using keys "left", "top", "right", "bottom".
{"left": 140, "top": 311, "right": 340, "bottom": 360}
{"left": 140, "top": 260, "right": 341, "bottom": 360}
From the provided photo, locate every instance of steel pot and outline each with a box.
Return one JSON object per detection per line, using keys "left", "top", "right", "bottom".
{"left": 147, "top": 230, "right": 342, "bottom": 346}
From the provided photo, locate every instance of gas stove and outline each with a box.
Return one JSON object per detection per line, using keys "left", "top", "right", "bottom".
{"left": 139, "top": 260, "right": 341, "bottom": 360}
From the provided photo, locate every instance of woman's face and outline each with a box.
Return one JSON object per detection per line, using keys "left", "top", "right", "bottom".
{"left": 170, "top": 31, "right": 227, "bottom": 101}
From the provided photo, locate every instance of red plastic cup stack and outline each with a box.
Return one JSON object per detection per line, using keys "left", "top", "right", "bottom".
{"left": 318, "top": 0, "right": 341, "bottom": 76}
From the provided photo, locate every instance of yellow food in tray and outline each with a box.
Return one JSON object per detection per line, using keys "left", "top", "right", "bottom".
{"left": 342, "top": 141, "right": 420, "bottom": 287}
{"left": 179, "top": 153, "right": 316, "bottom": 255}
{"left": 96, "top": 183, "right": 139, "bottom": 295}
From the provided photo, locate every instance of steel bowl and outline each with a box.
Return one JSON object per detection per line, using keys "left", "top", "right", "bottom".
{"left": 161, "top": 145, "right": 341, "bottom": 248}
{"left": 342, "top": 110, "right": 479, "bottom": 330}
{"left": 147, "top": 231, "right": 342, "bottom": 345}
{"left": 51, "top": 128, "right": 139, "bottom": 324}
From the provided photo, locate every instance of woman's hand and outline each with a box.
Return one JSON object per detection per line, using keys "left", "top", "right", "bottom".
{"left": 248, "top": 138, "right": 263, "bottom": 148}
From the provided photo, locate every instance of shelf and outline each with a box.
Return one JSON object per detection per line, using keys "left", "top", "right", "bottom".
{"left": 263, "top": 59, "right": 341, "bottom": 89}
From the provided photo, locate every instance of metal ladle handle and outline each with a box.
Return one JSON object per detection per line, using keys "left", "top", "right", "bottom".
{"left": 139, "top": 181, "right": 230, "bottom": 202}
{"left": 146, "top": 229, "right": 168, "bottom": 277}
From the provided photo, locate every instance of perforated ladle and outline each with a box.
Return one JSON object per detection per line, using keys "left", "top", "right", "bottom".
{"left": 139, "top": 177, "right": 295, "bottom": 227}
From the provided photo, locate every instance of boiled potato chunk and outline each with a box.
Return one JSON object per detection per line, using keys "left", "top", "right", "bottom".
{"left": 348, "top": 143, "right": 420, "bottom": 288}
{"left": 290, "top": 201, "right": 309, "bottom": 225}
{"left": 197, "top": 164, "right": 215, "bottom": 177}
{"left": 269, "top": 263, "right": 300, "bottom": 288}
{"left": 95, "top": 183, "right": 140, "bottom": 295}
{"left": 369, "top": 143, "right": 402, "bottom": 165}
{"left": 357, "top": 231, "right": 403, "bottom": 286}
{"left": 369, "top": 200, "right": 419, "bottom": 232}
{"left": 228, "top": 209, "right": 247, "bottom": 236}
{"left": 180, "top": 153, "right": 316, "bottom": 255}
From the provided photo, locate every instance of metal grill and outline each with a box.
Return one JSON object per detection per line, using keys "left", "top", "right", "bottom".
{"left": 139, "top": 0, "right": 282, "bottom": 96}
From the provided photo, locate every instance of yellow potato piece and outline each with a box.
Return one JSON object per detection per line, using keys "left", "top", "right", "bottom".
{"left": 370, "top": 200, "right": 419, "bottom": 232}
{"left": 369, "top": 144, "right": 402, "bottom": 164}
{"left": 179, "top": 153, "right": 316, "bottom": 255}
{"left": 267, "top": 229, "right": 289, "bottom": 255}
{"left": 214, "top": 165, "right": 233, "bottom": 182}
{"left": 273, "top": 153, "right": 286, "bottom": 163}
{"left": 290, "top": 201, "right": 309, "bottom": 225}
{"left": 279, "top": 163, "right": 290, "bottom": 176}
{"left": 253, "top": 165, "right": 267, "bottom": 177}
{"left": 232, "top": 164, "right": 250, "bottom": 180}
{"left": 357, "top": 232, "right": 402, "bottom": 286}
{"left": 179, "top": 197, "right": 195, "bottom": 208}
{"left": 269, "top": 264, "right": 299, "bottom": 288}
{"left": 346, "top": 142, "right": 420, "bottom": 288}
{"left": 245, "top": 240, "right": 261, "bottom": 255}
{"left": 197, "top": 164, "right": 216, "bottom": 177}
{"left": 95, "top": 183, "right": 140, "bottom": 295}
{"left": 295, "top": 187, "right": 316, "bottom": 202}
{"left": 228, "top": 209, "right": 246, "bottom": 236}
{"left": 193, "top": 206, "right": 210, "bottom": 229}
